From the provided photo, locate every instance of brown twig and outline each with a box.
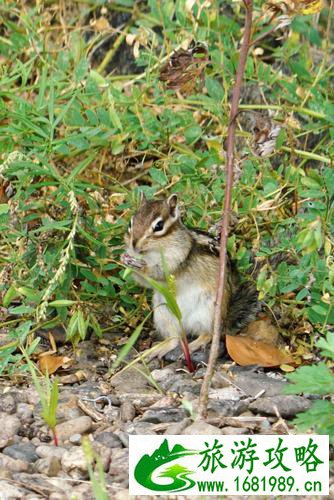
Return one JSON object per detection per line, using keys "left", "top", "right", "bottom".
{"left": 198, "top": 0, "right": 254, "bottom": 419}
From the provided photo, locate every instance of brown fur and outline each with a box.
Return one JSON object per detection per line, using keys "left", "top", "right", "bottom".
{"left": 124, "top": 195, "right": 259, "bottom": 357}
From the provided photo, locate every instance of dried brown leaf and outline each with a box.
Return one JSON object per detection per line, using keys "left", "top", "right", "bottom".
{"left": 159, "top": 42, "right": 209, "bottom": 95}
{"left": 226, "top": 334, "right": 291, "bottom": 367}
{"left": 38, "top": 354, "right": 72, "bottom": 375}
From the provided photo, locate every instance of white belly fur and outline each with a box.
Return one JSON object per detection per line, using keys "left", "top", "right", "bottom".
{"left": 153, "top": 281, "right": 214, "bottom": 339}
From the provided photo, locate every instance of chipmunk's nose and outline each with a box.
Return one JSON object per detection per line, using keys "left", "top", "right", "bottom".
{"left": 131, "top": 238, "right": 142, "bottom": 253}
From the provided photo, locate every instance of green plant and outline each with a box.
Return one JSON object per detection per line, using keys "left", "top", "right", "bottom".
{"left": 138, "top": 251, "right": 194, "bottom": 372}
{"left": 283, "top": 331, "right": 334, "bottom": 443}
{"left": 82, "top": 437, "right": 109, "bottom": 500}
{"left": 0, "top": 0, "right": 332, "bottom": 377}
{"left": 22, "top": 349, "right": 59, "bottom": 446}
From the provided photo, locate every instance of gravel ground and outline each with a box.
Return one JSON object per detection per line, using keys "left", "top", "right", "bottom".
{"left": 0, "top": 337, "right": 331, "bottom": 499}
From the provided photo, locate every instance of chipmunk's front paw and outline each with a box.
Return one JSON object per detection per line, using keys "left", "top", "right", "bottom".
{"left": 121, "top": 252, "right": 146, "bottom": 269}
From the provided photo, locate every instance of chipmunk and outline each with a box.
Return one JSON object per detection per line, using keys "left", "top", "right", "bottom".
{"left": 122, "top": 194, "right": 259, "bottom": 360}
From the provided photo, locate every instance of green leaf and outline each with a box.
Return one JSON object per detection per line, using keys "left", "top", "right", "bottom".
{"left": 149, "top": 167, "right": 168, "bottom": 186}
{"left": 292, "top": 400, "right": 334, "bottom": 443}
{"left": 77, "top": 310, "right": 87, "bottom": 340}
{"left": 275, "top": 128, "right": 287, "bottom": 149}
{"left": 284, "top": 363, "right": 334, "bottom": 395}
{"left": 317, "top": 332, "right": 334, "bottom": 360}
{"left": 111, "top": 312, "right": 152, "bottom": 371}
{"left": 205, "top": 77, "right": 224, "bottom": 100}
{"left": 2, "top": 286, "right": 19, "bottom": 307}
{"left": 48, "top": 300, "right": 77, "bottom": 307}
{"left": 0, "top": 204, "right": 9, "bottom": 215}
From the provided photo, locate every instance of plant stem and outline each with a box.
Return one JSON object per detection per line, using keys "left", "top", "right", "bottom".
{"left": 97, "top": 24, "right": 132, "bottom": 74}
{"left": 198, "top": 0, "right": 253, "bottom": 419}
{"left": 238, "top": 104, "right": 327, "bottom": 121}
{"left": 181, "top": 339, "right": 195, "bottom": 373}
{"left": 281, "top": 146, "right": 331, "bottom": 164}
{"left": 52, "top": 429, "right": 58, "bottom": 447}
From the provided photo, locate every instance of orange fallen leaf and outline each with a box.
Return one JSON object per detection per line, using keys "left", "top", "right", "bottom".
{"left": 38, "top": 354, "right": 72, "bottom": 375}
{"left": 226, "top": 335, "right": 291, "bottom": 367}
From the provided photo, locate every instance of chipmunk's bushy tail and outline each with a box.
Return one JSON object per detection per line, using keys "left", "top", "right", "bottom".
{"left": 226, "top": 252, "right": 296, "bottom": 333}
{"left": 227, "top": 282, "right": 260, "bottom": 334}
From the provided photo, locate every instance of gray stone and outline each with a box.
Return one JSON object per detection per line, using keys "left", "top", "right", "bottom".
{"left": 0, "top": 414, "right": 21, "bottom": 449}
{"left": 34, "top": 456, "right": 61, "bottom": 477}
{"left": 36, "top": 445, "right": 67, "bottom": 460}
{"left": 110, "top": 368, "right": 151, "bottom": 395}
{"left": 182, "top": 421, "right": 222, "bottom": 435}
{"left": 69, "top": 433, "right": 82, "bottom": 445}
{"left": 3, "top": 442, "right": 38, "bottom": 463}
{"left": 103, "top": 405, "right": 120, "bottom": 422}
{"left": 213, "top": 368, "right": 286, "bottom": 397}
{"left": 209, "top": 387, "right": 243, "bottom": 402}
{"left": 114, "top": 431, "right": 129, "bottom": 447}
{"left": 125, "top": 421, "right": 157, "bottom": 435}
{"left": 120, "top": 401, "right": 136, "bottom": 422}
{"left": 109, "top": 448, "right": 128, "bottom": 484}
{"left": 249, "top": 395, "right": 311, "bottom": 418}
{"left": 26, "top": 387, "right": 40, "bottom": 406}
{"left": 207, "top": 399, "right": 248, "bottom": 418}
{"left": 221, "top": 426, "right": 249, "bottom": 435}
{"left": 16, "top": 403, "right": 34, "bottom": 422}
{"left": 151, "top": 367, "right": 175, "bottom": 386}
{"left": 0, "top": 394, "right": 16, "bottom": 414}
{"left": 0, "top": 480, "right": 28, "bottom": 498}
{"left": 55, "top": 416, "right": 92, "bottom": 442}
{"left": 140, "top": 408, "right": 187, "bottom": 424}
{"left": 168, "top": 376, "right": 200, "bottom": 395}
{"left": 92, "top": 442, "right": 112, "bottom": 471}
{"left": 0, "top": 454, "right": 29, "bottom": 473}
{"left": 94, "top": 431, "right": 123, "bottom": 449}
{"left": 49, "top": 393, "right": 81, "bottom": 421}
{"left": 164, "top": 418, "right": 192, "bottom": 435}
{"left": 61, "top": 443, "right": 111, "bottom": 479}
{"left": 61, "top": 447, "right": 88, "bottom": 479}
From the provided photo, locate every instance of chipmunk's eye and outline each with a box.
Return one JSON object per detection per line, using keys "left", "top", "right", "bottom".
{"left": 153, "top": 219, "right": 164, "bottom": 233}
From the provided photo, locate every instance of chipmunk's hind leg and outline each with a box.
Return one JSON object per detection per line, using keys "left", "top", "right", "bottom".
{"left": 164, "top": 333, "right": 213, "bottom": 364}
{"left": 145, "top": 336, "right": 180, "bottom": 361}
{"left": 188, "top": 332, "right": 212, "bottom": 353}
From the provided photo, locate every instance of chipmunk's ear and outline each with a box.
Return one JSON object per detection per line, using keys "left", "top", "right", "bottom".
{"left": 139, "top": 191, "right": 148, "bottom": 205}
{"left": 167, "top": 194, "right": 178, "bottom": 217}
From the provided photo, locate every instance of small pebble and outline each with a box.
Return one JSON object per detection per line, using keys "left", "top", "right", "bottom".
{"left": 16, "top": 403, "right": 34, "bottom": 422}
{"left": 55, "top": 416, "right": 92, "bottom": 443}
{"left": 3, "top": 443, "right": 38, "bottom": 463}
{"left": 34, "top": 456, "right": 61, "bottom": 477}
{"left": 94, "top": 431, "right": 122, "bottom": 449}
{"left": 0, "top": 394, "right": 16, "bottom": 414}
{"left": 120, "top": 401, "right": 136, "bottom": 422}
{"left": 36, "top": 445, "right": 66, "bottom": 460}
{"left": 221, "top": 426, "right": 249, "bottom": 435}
{"left": 69, "top": 434, "right": 82, "bottom": 445}
{"left": 182, "top": 421, "right": 222, "bottom": 435}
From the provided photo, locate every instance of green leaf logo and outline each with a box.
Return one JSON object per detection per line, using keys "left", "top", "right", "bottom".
{"left": 134, "top": 438, "right": 198, "bottom": 492}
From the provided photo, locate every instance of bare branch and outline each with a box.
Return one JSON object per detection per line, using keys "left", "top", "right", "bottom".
{"left": 198, "top": 0, "right": 254, "bottom": 419}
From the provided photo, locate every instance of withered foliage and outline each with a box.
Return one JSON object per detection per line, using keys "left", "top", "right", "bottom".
{"left": 159, "top": 42, "right": 209, "bottom": 94}
{"left": 250, "top": 113, "right": 281, "bottom": 157}
{"left": 264, "top": 0, "right": 323, "bottom": 18}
